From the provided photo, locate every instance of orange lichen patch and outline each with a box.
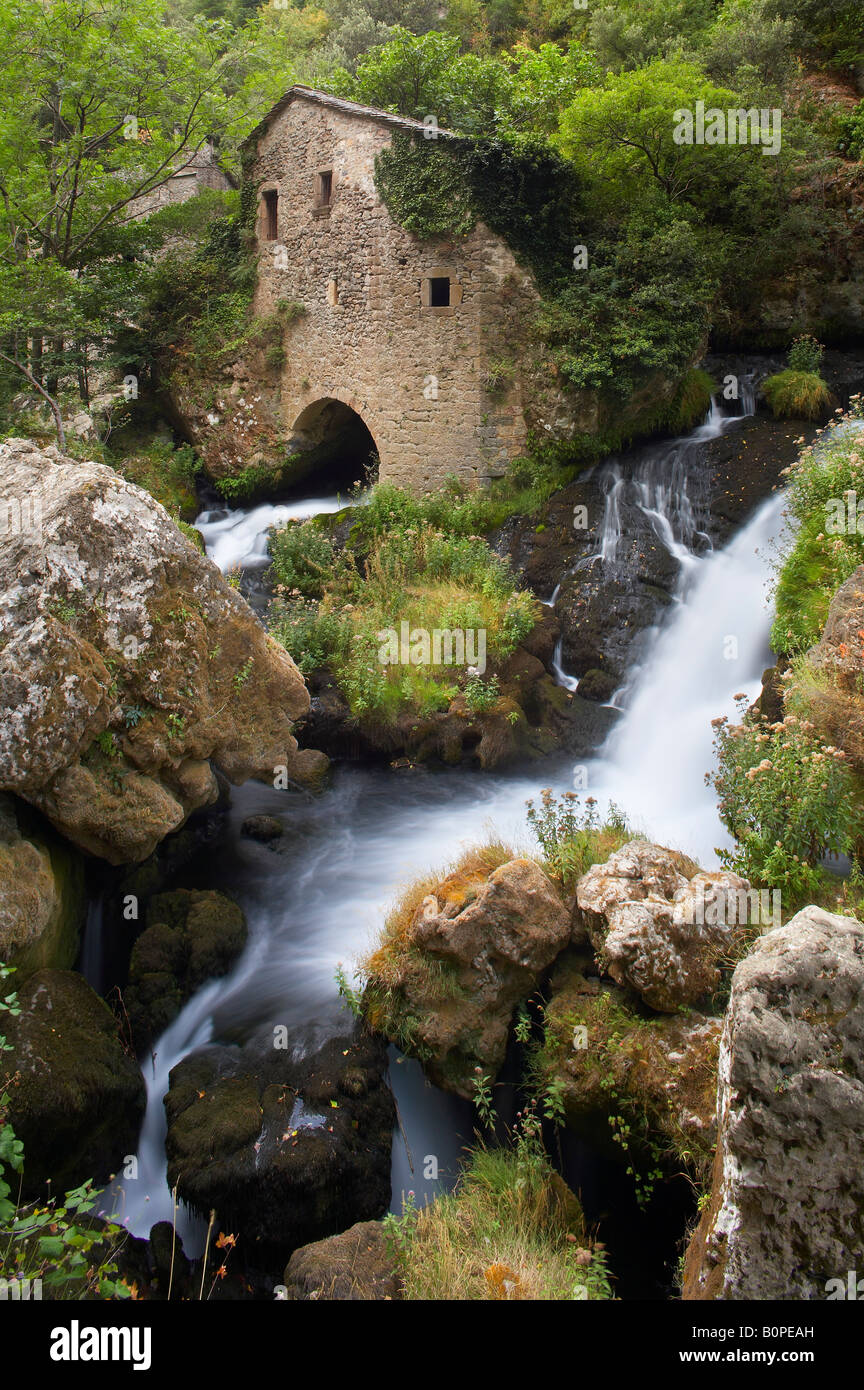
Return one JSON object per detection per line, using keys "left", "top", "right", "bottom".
{"left": 363, "top": 840, "right": 516, "bottom": 985}
{"left": 484, "top": 1262, "right": 524, "bottom": 1300}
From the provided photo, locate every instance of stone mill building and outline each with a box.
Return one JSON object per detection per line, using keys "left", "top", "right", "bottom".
{"left": 244, "top": 86, "right": 541, "bottom": 491}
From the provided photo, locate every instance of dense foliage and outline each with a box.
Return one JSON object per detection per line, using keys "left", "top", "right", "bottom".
{"left": 772, "top": 405, "right": 864, "bottom": 654}
{"left": 269, "top": 503, "right": 537, "bottom": 720}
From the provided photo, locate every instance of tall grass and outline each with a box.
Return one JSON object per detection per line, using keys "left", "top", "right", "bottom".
{"left": 391, "top": 1141, "right": 613, "bottom": 1301}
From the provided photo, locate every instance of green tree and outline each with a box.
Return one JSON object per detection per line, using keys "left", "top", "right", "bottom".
{"left": 0, "top": 0, "right": 297, "bottom": 442}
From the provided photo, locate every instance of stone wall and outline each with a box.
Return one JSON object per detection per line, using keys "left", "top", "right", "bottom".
{"left": 247, "top": 93, "right": 540, "bottom": 491}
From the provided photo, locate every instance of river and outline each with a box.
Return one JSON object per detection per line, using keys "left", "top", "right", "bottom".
{"left": 100, "top": 398, "right": 787, "bottom": 1291}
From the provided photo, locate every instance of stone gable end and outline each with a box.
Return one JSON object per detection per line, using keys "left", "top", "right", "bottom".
{"left": 248, "top": 90, "right": 540, "bottom": 491}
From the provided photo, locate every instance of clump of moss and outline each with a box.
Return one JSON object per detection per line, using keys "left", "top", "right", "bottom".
{"left": 361, "top": 841, "right": 514, "bottom": 1055}
{"left": 762, "top": 369, "right": 833, "bottom": 421}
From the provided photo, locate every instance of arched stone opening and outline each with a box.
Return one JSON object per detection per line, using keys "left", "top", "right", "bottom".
{"left": 288, "top": 397, "right": 378, "bottom": 492}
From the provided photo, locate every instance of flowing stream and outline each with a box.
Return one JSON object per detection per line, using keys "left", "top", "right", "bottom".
{"left": 103, "top": 399, "right": 786, "bottom": 1271}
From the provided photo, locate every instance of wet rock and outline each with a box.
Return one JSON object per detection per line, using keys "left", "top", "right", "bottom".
{"left": 576, "top": 841, "right": 750, "bottom": 1012}
{"left": 536, "top": 950, "right": 720, "bottom": 1176}
{"left": 0, "top": 437, "right": 326, "bottom": 864}
{"left": 241, "top": 814, "right": 284, "bottom": 842}
{"left": 364, "top": 856, "right": 570, "bottom": 1096}
{"left": 683, "top": 906, "right": 864, "bottom": 1301}
{"left": 3, "top": 969, "right": 145, "bottom": 1199}
{"left": 125, "top": 889, "right": 248, "bottom": 1052}
{"left": 164, "top": 1027, "right": 394, "bottom": 1254}
{"left": 0, "top": 795, "right": 85, "bottom": 974}
{"left": 282, "top": 1220, "right": 400, "bottom": 1300}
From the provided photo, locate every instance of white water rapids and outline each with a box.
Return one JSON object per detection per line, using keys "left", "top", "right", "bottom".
{"left": 105, "top": 400, "right": 787, "bottom": 1250}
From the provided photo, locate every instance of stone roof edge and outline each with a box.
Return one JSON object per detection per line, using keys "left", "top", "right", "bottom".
{"left": 242, "top": 85, "right": 456, "bottom": 151}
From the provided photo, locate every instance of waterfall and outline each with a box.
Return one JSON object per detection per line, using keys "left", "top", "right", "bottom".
{"left": 589, "top": 487, "right": 786, "bottom": 865}
{"left": 109, "top": 413, "right": 788, "bottom": 1249}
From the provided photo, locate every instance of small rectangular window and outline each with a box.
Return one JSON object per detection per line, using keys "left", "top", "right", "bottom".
{"left": 263, "top": 189, "right": 278, "bottom": 240}
{"left": 429, "top": 276, "right": 450, "bottom": 307}
{"left": 316, "top": 170, "right": 333, "bottom": 207}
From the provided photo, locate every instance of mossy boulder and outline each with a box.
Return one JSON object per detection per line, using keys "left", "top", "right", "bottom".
{"left": 576, "top": 840, "right": 750, "bottom": 1012}
{"left": 164, "top": 1026, "right": 394, "bottom": 1255}
{"left": 684, "top": 906, "right": 864, "bottom": 1301}
{"left": 363, "top": 855, "right": 570, "bottom": 1097}
{"left": 4, "top": 969, "right": 145, "bottom": 1199}
{"left": 282, "top": 1220, "right": 400, "bottom": 1301}
{"left": 124, "top": 889, "right": 248, "bottom": 1052}
{"left": 534, "top": 950, "right": 720, "bottom": 1178}
{"left": 0, "top": 795, "right": 85, "bottom": 975}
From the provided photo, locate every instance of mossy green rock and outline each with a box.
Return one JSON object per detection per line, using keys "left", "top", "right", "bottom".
{"left": 4, "top": 969, "right": 145, "bottom": 1199}
{"left": 125, "top": 889, "right": 248, "bottom": 1052}
{"left": 0, "top": 795, "right": 85, "bottom": 975}
{"left": 164, "top": 1027, "right": 394, "bottom": 1254}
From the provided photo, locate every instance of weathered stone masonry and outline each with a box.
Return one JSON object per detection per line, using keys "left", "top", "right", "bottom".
{"left": 245, "top": 87, "right": 541, "bottom": 491}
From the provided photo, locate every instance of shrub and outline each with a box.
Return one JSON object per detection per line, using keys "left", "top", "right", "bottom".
{"left": 269, "top": 512, "right": 539, "bottom": 724}
{"left": 787, "top": 333, "right": 825, "bottom": 375}
{"left": 269, "top": 521, "right": 336, "bottom": 598}
{"left": 525, "top": 789, "right": 634, "bottom": 890}
{"left": 762, "top": 369, "right": 832, "bottom": 421}
{"left": 710, "top": 701, "right": 858, "bottom": 900}
{"left": 771, "top": 406, "right": 864, "bottom": 654}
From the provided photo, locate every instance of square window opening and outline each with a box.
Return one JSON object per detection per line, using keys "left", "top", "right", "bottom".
{"left": 263, "top": 189, "right": 278, "bottom": 240}
{"left": 429, "top": 276, "right": 450, "bottom": 307}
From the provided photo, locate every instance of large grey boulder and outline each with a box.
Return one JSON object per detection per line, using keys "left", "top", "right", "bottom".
{"left": 0, "top": 438, "right": 326, "bottom": 863}
{"left": 576, "top": 840, "right": 753, "bottom": 1011}
{"left": 683, "top": 905, "right": 864, "bottom": 1300}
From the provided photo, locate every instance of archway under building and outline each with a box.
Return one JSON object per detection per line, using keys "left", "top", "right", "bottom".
{"left": 287, "top": 397, "right": 379, "bottom": 493}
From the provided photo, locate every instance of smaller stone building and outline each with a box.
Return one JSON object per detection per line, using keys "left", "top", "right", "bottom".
{"left": 244, "top": 86, "right": 541, "bottom": 490}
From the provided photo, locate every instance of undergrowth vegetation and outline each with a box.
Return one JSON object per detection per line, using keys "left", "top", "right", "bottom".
{"left": 710, "top": 697, "right": 858, "bottom": 901}
{"left": 772, "top": 402, "right": 864, "bottom": 655}
{"left": 386, "top": 1122, "right": 613, "bottom": 1300}
{"left": 268, "top": 489, "right": 539, "bottom": 721}
{"left": 526, "top": 788, "right": 634, "bottom": 890}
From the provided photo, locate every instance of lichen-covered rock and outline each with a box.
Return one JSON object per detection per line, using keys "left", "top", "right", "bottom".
{"left": 124, "top": 889, "right": 248, "bottom": 1052}
{"left": 683, "top": 906, "right": 864, "bottom": 1300}
{"left": 282, "top": 1220, "right": 400, "bottom": 1300}
{"left": 536, "top": 950, "right": 720, "bottom": 1176}
{"left": 576, "top": 841, "right": 751, "bottom": 1012}
{"left": 364, "top": 856, "right": 570, "bottom": 1097}
{"left": 0, "top": 795, "right": 85, "bottom": 973}
{"left": 4, "top": 969, "right": 145, "bottom": 1198}
{"left": 164, "top": 1027, "right": 394, "bottom": 1254}
{"left": 0, "top": 438, "right": 326, "bottom": 863}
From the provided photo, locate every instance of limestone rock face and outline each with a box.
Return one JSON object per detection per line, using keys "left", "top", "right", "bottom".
{"left": 365, "top": 856, "right": 570, "bottom": 1097}
{"left": 683, "top": 906, "right": 864, "bottom": 1300}
{"left": 0, "top": 438, "right": 326, "bottom": 863}
{"left": 576, "top": 841, "right": 751, "bottom": 1011}
{"left": 4, "top": 969, "right": 145, "bottom": 1199}
{"left": 282, "top": 1220, "right": 400, "bottom": 1300}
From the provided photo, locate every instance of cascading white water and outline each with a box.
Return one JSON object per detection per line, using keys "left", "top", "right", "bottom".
{"left": 194, "top": 494, "right": 350, "bottom": 574}
{"left": 590, "top": 487, "right": 785, "bottom": 863}
{"left": 550, "top": 394, "right": 755, "bottom": 692}
{"left": 109, "top": 415, "right": 787, "bottom": 1249}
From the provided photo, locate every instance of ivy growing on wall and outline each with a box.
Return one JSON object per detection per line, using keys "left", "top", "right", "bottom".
{"left": 373, "top": 132, "right": 582, "bottom": 290}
